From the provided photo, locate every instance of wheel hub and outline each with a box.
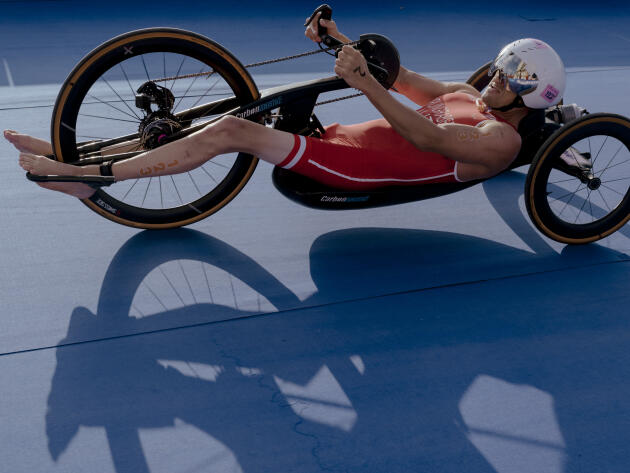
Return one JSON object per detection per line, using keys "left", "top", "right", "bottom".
{"left": 587, "top": 177, "right": 601, "bottom": 190}
{"left": 139, "top": 113, "right": 183, "bottom": 150}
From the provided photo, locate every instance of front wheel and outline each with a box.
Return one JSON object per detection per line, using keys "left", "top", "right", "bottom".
{"left": 525, "top": 113, "right": 630, "bottom": 244}
{"left": 51, "top": 28, "right": 260, "bottom": 229}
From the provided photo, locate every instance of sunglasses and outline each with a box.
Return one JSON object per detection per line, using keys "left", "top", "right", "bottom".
{"left": 488, "top": 53, "right": 539, "bottom": 96}
{"left": 496, "top": 70, "right": 508, "bottom": 87}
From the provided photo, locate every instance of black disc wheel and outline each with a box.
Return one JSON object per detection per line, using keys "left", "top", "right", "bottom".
{"left": 51, "top": 28, "right": 259, "bottom": 229}
{"left": 525, "top": 113, "right": 630, "bottom": 244}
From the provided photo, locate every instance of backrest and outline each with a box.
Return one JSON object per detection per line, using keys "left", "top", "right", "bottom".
{"left": 510, "top": 109, "right": 561, "bottom": 169}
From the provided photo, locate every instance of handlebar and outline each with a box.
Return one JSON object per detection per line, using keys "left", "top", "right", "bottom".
{"left": 304, "top": 6, "right": 400, "bottom": 89}
{"left": 304, "top": 4, "right": 339, "bottom": 47}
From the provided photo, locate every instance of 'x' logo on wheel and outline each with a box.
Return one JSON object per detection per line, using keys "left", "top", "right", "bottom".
{"left": 124, "top": 46, "right": 134, "bottom": 55}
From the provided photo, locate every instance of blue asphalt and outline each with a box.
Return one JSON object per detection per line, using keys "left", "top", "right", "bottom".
{"left": 1, "top": 5, "right": 630, "bottom": 473}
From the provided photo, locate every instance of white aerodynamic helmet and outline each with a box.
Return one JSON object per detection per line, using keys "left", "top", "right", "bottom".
{"left": 489, "top": 38, "right": 566, "bottom": 109}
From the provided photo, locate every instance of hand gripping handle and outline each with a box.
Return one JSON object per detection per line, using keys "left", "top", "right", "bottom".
{"left": 304, "top": 4, "right": 334, "bottom": 46}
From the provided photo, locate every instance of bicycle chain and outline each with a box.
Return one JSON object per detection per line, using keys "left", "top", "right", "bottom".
{"left": 154, "top": 41, "right": 364, "bottom": 106}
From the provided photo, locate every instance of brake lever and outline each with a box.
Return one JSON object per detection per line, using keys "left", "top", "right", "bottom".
{"left": 306, "top": 6, "right": 391, "bottom": 85}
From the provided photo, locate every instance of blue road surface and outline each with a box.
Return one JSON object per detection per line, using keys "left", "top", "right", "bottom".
{"left": 1, "top": 3, "right": 630, "bottom": 473}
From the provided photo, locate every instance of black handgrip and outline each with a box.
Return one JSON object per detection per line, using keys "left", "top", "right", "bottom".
{"left": 317, "top": 4, "right": 332, "bottom": 39}
{"left": 304, "top": 4, "right": 333, "bottom": 44}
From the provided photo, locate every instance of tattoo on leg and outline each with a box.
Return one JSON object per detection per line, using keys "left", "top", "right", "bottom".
{"left": 138, "top": 160, "right": 180, "bottom": 177}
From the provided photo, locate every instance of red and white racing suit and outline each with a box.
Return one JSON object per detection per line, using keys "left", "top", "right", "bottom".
{"left": 277, "top": 92, "right": 510, "bottom": 190}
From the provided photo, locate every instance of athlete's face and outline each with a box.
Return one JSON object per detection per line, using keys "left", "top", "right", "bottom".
{"left": 481, "top": 70, "right": 518, "bottom": 108}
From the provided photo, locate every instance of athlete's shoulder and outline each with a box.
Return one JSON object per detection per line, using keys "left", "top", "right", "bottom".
{"left": 445, "top": 82, "right": 482, "bottom": 98}
{"left": 441, "top": 90, "right": 482, "bottom": 103}
{"left": 479, "top": 119, "right": 522, "bottom": 150}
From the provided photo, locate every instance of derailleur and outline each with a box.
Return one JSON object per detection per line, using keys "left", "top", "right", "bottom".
{"left": 135, "top": 81, "right": 175, "bottom": 114}
{"left": 135, "top": 81, "right": 183, "bottom": 149}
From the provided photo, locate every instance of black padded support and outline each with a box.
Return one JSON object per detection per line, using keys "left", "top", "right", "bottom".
{"left": 511, "top": 111, "right": 561, "bottom": 169}
{"left": 518, "top": 109, "right": 545, "bottom": 136}
{"left": 271, "top": 111, "right": 562, "bottom": 211}
{"left": 271, "top": 167, "right": 480, "bottom": 210}
{"left": 26, "top": 172, "right": 116, "bottom": 186}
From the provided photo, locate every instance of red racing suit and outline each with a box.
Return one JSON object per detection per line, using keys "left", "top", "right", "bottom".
{"left": 277, "top": 92, "right": 505, "bottom": 190}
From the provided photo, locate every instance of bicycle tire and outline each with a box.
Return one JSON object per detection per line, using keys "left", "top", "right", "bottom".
{"left": 525, "top": 113, "right": 630, "bottom": 244}
{"left": 51, "top": 28, "right": 260, "bottom": 229}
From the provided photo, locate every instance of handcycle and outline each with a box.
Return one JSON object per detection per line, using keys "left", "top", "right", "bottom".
{"left": 28, "top": 6, "right": 630, "bottom": 244}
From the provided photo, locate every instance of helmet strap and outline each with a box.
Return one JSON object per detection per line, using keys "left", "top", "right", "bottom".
{"left": 492, "top": 95, "right": 525, "bottom": 112}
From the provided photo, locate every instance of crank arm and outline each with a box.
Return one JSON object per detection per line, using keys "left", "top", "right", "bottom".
{"left": 366, "top": 61, "right": 389, "bottom": 82}
{"left": 329, "top": 38, "right": 391, "bottom": 86}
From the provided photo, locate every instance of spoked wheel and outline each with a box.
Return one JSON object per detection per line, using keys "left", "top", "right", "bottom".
{"left": 51, "top": 28, "right": 260, "bottom": 229}
{"left": 525, "top": 113, "right": 630, "bottom": 244}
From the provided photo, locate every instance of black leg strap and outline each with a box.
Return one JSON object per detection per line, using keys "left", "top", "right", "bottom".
{"left": 100, "top": 160, "right": 114, "bottom": 177}
{"left": 86, "top": 160, "right": 115, "bottom": 189}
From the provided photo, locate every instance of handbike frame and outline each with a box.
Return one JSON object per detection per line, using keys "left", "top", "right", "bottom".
{"left": 27, "top": 25, "right": 630, "bottom": 244}
{"left": 28, "top": 34, "right": 385, "bottom": 186}
{"left": 25, "top": 54, "right": 558, "bottom": 210}
{"left": 61, "top": 75, "right": 349, "bottom": 159}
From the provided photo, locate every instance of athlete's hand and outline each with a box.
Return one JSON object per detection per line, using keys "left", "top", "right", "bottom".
{"left": 304, "top": 11, "right": 344, "bottom": 43}
{"left": 334, "top": 45, "right": 376, "bottom": 92}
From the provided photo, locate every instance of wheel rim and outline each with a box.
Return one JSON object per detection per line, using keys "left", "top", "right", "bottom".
{"left": 530, "top": 117, "right": 630, "bottom": 242}
{"left": 52, "top": 30, "right": 259, "bottom": 228}
{"left": 74, "top": 51, "right": 243, "bottom": 210}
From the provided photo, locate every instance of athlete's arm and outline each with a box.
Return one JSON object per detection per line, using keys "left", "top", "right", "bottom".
{"left": 368, "top": 81, "right": 519, "bottom": 168}
{"left": 335, "top": 46, "right": 520, "bottom": 177}
{"left": 394, "top": 66, "right": 481, "bottom": 107}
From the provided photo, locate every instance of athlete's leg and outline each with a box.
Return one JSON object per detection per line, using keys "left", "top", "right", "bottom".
{"left": 6, "top": 117, "right": 294, "bottom": 198}
{"left": 112, "top": 116, "right": 294, "bottom": 180}
{"left": 5, "top": 130, "right": 98, "bottom": 198}
{"left": 4, "top": 130, "right": 53, "bottom": 155}
{"left": 4, "top": 129, "right": 160, "bottom": 159}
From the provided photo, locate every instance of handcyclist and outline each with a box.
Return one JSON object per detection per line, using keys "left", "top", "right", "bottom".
{"left": 5, "top": 11, "right": 566, "bottom": 199}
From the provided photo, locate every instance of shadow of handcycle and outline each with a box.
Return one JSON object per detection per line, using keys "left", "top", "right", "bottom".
{"left": 45, "top": 172, "right": 630, "bottom": 472}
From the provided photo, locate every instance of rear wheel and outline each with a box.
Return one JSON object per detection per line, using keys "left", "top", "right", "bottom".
{"left": 51, "top": 28, "right": 260, "bottom": 229}
{"left": 525, "top": 113, "right": 630, "bottom": 244}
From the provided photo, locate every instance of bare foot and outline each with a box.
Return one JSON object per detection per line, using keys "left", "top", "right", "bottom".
{"left": 19, "top": 153, "right": 97, "bottom": 199}
{"left": 4, "top": 130, "right": 53, "bottom": 155}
